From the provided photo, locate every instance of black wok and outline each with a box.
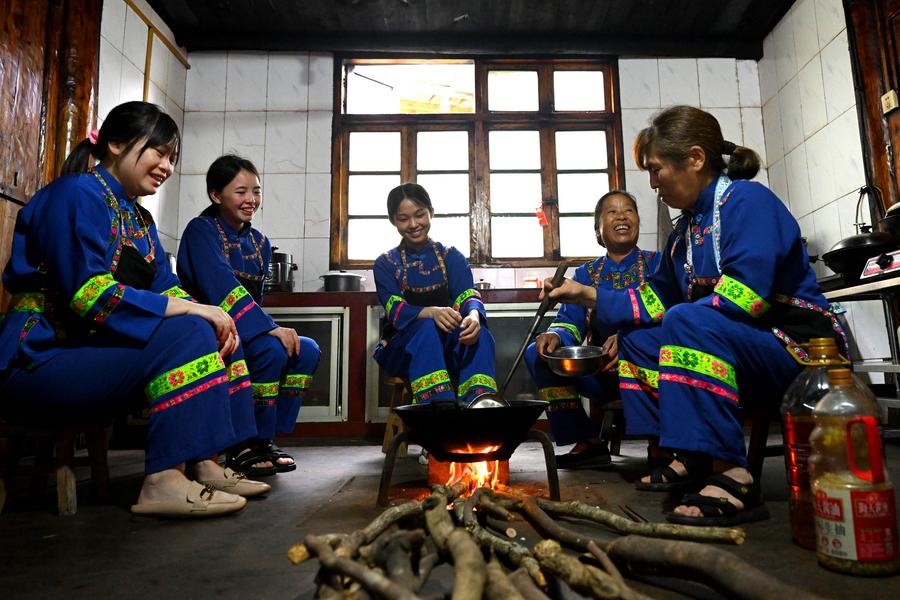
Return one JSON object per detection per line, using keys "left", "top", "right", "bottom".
{"left": 821, "top": 229, "right": 897, "bottom": 277}
{"left": 395, "top": 399, "right": 548, "bottom": 462}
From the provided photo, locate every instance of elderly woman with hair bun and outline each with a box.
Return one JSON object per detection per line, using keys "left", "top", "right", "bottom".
{"left": 544, "top": 105, "right": 846, "bottom": 527}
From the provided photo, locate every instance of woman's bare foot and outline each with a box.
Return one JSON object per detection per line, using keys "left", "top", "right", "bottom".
{"left": 136, "top": 466, "right": 196, "bottom": 505}
{"left": 672, "top": 466, "right": 752, "bottom": 517}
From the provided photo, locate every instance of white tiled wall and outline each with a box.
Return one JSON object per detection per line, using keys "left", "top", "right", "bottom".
{"left": 760, "top": 0, "right": 889, "bottom": 363}
{"left": 620, "top": 56, "right": 768, "bottom": 230}
{"left": 98, "top": 0, "right": 187, "bottom": 251}
{"left": 181, "top": 51, "right": 334, "bottom": 292}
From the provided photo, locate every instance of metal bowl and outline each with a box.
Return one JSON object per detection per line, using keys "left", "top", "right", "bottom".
{"left": 540, "top": 345, "right": 607, "bottom": 377}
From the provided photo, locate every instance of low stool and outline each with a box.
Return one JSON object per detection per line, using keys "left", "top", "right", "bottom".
{"left": 597, "top": 399, "right": 625, "bottom": 456}
{"left": 382, "top": 376, "right": 410, "bottom": 458}
{"left": 0, "top": 420, "right": 111, "bottom": 516}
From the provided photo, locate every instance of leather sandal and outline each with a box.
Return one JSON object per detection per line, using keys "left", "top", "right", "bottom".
{"left": 200, "top": 467, "right": 272, "bottom": 497}
{"left": 666, "top": 473, "right": 770, "bottom": 527}
{"left": 263, "top": 441, "right": 297, "bottom": 473}
{"left": 634, "top": 453, "right": 711, "bottom": 492}
{"left": 130, "top": 481, "right": 247, "bottom": 518}
{"left": 226, "top": 445, "right": 277, "bottom": 478}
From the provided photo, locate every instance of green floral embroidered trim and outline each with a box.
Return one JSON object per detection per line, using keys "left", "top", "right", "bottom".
{"left": 637, "top": 283, "right": 666, "bottom": 322}
{"left": 162, "top": 286, "right": 192, "bottom": 299}
{"left": 618, "top": 360, "right": 659, "bottom": 389}
{"left": 411, "top": 369, "right": 451, "bottom": 394}
{"left": 146, "top": 352, "right": 225, "bottom": 400}
{"left": 228, "top": 359, "right": 248, "bottom": 381}
{"left": 219, "top": 285, "right": 250, "bottom": 313}
{"left": 457, "top": 373, "right": 497, "bottom": 398}
{"left": 10, "top": 293, "right": 46, "bottom": 313}
{"left": 70, "top": 274, "right": 117, "bottom": 317}
{"left": 452, "top": 288, "right": 481, "bottom": 311}
{"left": 282, "top": 374, "right": 313, "bottom": 389}
{"left": 252, "top": 381, "right": 280, "bottom": 398}
{"left": 538, "top": 386, "right": 580, "bottom": 401}
{"left": 714, "top": 274, "right": 769, "bottom": 317}
{"left": 385, "top": 294, "right": 404, "bottom": 315}
{"left": 659, "top": 345, "right": 737, "bottom": 389}
{"left": 548, "top": 322, "right": 582, "bottom": 344}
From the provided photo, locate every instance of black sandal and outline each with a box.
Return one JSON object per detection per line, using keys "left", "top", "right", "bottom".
{"left": 634, "top": 453, "right": 710, "bottom": 492}
{"left": 666, "top": 473, "right": 770, "bottom": 527}
{"left": 264, "top": 441, "right": 297, "bottom": 473}
{"left": 226, "top": 445, "right": 277, "bottom": 478}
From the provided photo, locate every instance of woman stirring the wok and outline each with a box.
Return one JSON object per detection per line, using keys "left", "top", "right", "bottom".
{"left": 374, "top": 183, "right": 497, "bottom": 406}
{"left": 542, "top": 106, "right": 845, "bottom": 526}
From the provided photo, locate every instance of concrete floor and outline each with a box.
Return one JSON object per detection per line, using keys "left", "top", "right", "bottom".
{"left": 1, "top": 437, "right": 899, "bottom": 599}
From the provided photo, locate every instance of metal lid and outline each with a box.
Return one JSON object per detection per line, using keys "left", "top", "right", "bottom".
{"left": 320, "top": 270, "right": 365, "bottom": 280}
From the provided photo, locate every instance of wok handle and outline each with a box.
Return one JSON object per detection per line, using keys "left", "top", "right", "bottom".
{"left": 498, "top": 262, "right": 569, "bottom": 398}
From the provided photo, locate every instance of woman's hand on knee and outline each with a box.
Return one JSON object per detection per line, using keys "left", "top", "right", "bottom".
{"left": 600, "top": 334, "right": 618, "bottom": 372}
{"left": 421, "top": 306, "right": 462, "bottom": 332}
{"left": 269, "top": 326, "right": 300, "bottom": 356}
{"left": 458, "top": 310, "right": 481, "bottom": 345}
{"left": 182, "top": 301, "right": 239, "bottom": 355}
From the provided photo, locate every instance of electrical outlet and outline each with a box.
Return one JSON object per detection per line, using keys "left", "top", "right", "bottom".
{"left": 882, "top": 89, "right": 899, "bottom": 114}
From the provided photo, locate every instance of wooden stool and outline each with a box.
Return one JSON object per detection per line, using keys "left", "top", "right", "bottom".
{"left": 0, "top": 421, "right": 111, "bottom": 516}
{"left": 745, "top": 407, "right": 784, "bottom": 483}
{"left": 382, "top": 377, "right": 409, "bottom": 458}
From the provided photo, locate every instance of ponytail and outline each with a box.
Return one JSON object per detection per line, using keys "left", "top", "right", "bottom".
{"left": 60, "top": 138, "right": 96, "bottom": 175}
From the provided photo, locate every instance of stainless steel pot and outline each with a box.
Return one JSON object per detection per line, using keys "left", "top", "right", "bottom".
{"left": 320, "top": 270, "right": 365, "bottom": 292}
{"left": 266, "top": 250, "right": 297, "bottom": 293}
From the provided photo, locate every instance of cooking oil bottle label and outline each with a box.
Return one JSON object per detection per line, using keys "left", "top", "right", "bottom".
{"left": 814, "top": 486, "right": 899, "bottom": 562}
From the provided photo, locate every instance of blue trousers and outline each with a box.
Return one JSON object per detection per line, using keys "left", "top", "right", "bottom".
{"left": 618, "top": 303, "right": 804, "bottom": 467}
{"left": 244, "top": 333, "right": 320, "bottom": 439}
{"left": 524, "top": 341, "right": 615, "bottom": 446}
{"left": 374, "top": 319, "right": 497, "bottom": 404}
{"left": 0, "top": 316, "right": 257, "bottom": 473}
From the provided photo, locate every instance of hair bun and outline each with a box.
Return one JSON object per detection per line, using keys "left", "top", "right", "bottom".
{"left": 722, "top": 140, "right": 737, "bottom": 155}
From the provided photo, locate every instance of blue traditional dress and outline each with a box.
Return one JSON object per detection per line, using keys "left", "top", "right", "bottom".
{"left": 0, "top": 166, "right": 256, "bottom": 473}
{"left": 373, "top": 239, "right": 497, "bottom": 404}
{"left": 524, "top": 248, "right": 660, "bottom": 445}
{"left": 177, "top": 212, "right": 320, "bottom": 439}
{"left": 594, "top": 177, "right": 846, "bottom": 466}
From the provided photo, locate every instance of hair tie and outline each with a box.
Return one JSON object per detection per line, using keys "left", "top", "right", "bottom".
{"left": 88, "top": 129, "right": 100, "bottom": 145}
{"left": 722, "top": 140, "right": 737, "bottom": 155}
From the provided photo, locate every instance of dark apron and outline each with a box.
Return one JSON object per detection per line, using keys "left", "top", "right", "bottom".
{"left": 381, "top": 282, "right": 451, "bottom": 343}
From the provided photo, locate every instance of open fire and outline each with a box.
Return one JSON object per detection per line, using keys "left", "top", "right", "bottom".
{"left": 427, "top": 443, "right": 510, "bottom": 496}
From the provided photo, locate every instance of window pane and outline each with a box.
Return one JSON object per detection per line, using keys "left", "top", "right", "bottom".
{"left": 417, "top": 131, "right": 469, "bottom": 171}
{"left": 349, "top": 132, "right": 400, "bottom": 171}
{"left": 491, "top": 217, "right": 543, "bottom": 258}
{"left": 429, "top": 216, "right": 470, "bottom": 257}
{"left": 489, "top": 130, "right": 540, "bottom": 170}
{"left": 345, "top": 63, "right": 475, "bottom": 114}
{"left": 416, "top": 173, "right": 470, "bottom": 214}
{"left": 554, "top": 71, "right": 606, "bottom": 111}
{"left": 560, "top": 216, "right": 602, "bottom": 257}
{"left": 557, "top": 173, "right": 609, "bottom": 214}
{"left": 348, "top": 174, "right": 401, "bottom": 216}
{"left": 555, "top": 130, "right": 607, "bottom": 170}
{"left": 348, "top": 218, "right": 399, "bottom": 260}
{"left": 487, "top": 71, "right": 538, "bottom": 111}
{"left": 490, "top": 173, "right": 542, "bottom": 213}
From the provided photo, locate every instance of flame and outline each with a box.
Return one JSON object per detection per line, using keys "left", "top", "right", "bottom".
{"left": 444, "top": 443, "right": 503, "bottom": 495}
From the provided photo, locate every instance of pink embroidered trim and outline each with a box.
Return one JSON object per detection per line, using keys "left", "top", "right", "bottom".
{"left": 255, "top": 398, "right": 277, "bottom": 407}
{"left": 619, "top": 380, "right": 660, "bottom": 399}
{"left": 148, "top": 374, "right": 229, "bottom": 415}
{"left": 229, "top": 380, "right": 252, "bottom": 395}
{"left": 659, "top": 372, "right": 739, "bottom": 404}
{"left": 232, "top": 302, "right": 255, "bottom": 322}
{"left": 627, "top": 288, "right": 641, "bottom": 323}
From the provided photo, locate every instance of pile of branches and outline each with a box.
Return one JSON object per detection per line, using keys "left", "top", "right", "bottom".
{"left": 289, "top": 482, "right": 820, "bottom": 599}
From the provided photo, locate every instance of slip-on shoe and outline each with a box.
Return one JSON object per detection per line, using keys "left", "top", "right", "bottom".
{"left": 130, "top": 481, "right": 247, "bottom": 518}
{"left": 200, "top": 467, "right": 272, "bottom": 498}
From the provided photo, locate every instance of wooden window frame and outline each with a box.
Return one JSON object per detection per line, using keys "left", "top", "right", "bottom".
{"left": 331, "top": 56, "right": 625, "bottom": 269}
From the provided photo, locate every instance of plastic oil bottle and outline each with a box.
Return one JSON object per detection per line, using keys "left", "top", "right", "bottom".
{"left": 780, "top": 337, "right": 848, "bottom": 549}
{"left": 809, "top": 368, "right": 900, "bottom": 575}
